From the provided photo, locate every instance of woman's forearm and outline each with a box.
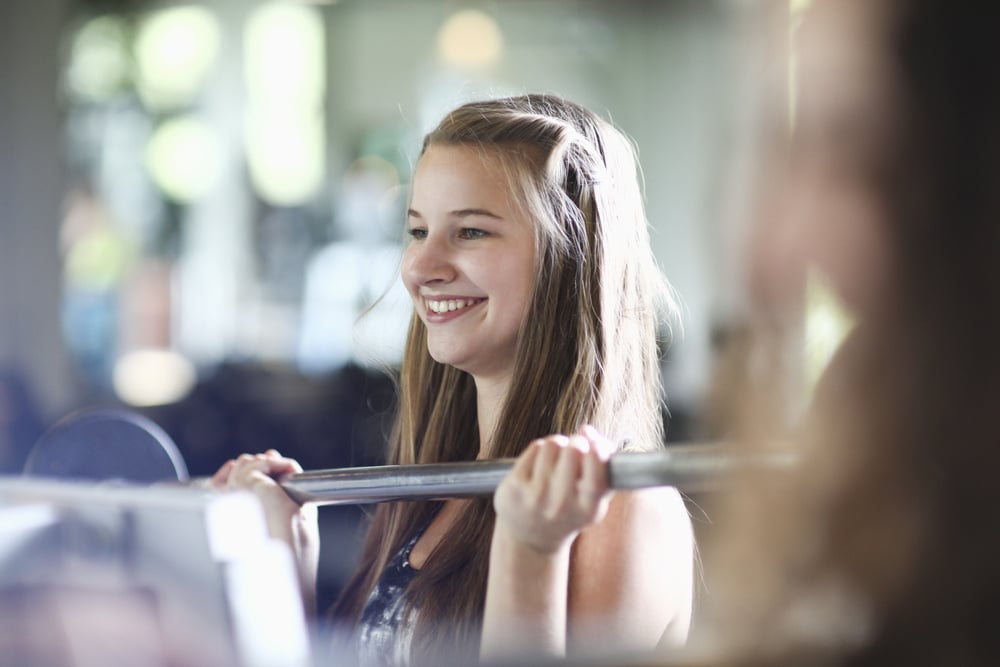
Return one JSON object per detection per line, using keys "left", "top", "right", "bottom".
{"left": 480, "top": 525, "right": 572, "bottom": 660}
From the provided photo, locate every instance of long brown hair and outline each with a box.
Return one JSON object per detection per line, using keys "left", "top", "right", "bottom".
{"left": 331, "top": 94, "right": 677, "bottom": 662}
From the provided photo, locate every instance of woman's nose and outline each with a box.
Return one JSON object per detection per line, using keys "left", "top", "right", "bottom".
{"left": 403, "top": 233, "right": 456, "bottom": 286}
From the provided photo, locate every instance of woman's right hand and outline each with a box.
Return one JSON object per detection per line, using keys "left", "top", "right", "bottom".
{"left": 481, "top": 426, "right": 615, "bottom": 658}
{"left": 492, "top": 425, "right": 614, "bottom": 555}
{"left": 211, "top": 450, "right": 319, "bottom": 613}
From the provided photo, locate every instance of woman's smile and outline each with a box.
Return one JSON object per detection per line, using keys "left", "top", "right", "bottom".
{"left": 424, "top": 296, "right": 487, "bottom": 318}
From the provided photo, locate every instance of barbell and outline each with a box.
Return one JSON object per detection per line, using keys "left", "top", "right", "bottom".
{"left": 21, "top": 407, "right": 796, "bottom": 505}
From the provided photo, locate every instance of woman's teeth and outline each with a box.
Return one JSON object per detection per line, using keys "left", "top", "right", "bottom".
{"left": 426, "top": 298, "right": 480, "bottom": 314}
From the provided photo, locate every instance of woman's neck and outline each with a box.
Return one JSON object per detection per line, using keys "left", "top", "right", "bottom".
{"left": 474, "top": 373, "right": 511, "bottom": 459}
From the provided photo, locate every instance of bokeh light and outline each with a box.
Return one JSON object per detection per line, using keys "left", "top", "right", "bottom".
{"left": 66, "top": 15, "right": 131, "bottom": 102}
{"left": 436, "top": 10, "right": 504, "bottom": 70}
{"left": 244, "top": 109, "right": 325, "bottom": 206}
{"left": 805, "top": 269, "right": 854, "bottom": 389}
{"left": 244, "top": 3, "right": 325, "bottom": 108}
{"left": 144, "top": 115, "right": 222, "bottom": 203}
{"left": 243, "top": 3, "right": 326, "bottom": 206}
{"left": 113, "top": 349, "right": 197, "bottom": 407}
{"left": 64, "top": 224, "right": 132, "bottom": 292}
{"left": 134, "top": 6, "right": 221, "bottom": 110}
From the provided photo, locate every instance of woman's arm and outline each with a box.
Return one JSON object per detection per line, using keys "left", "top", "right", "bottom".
{"left": 211, "top": 450, "right": 320, "bottom": 616}
{"left": 568, "top": 485, "right": 693, "bottom": 655}
{"left": 481, "top": 426, "right": 612, "bottom": 660}
{"left": 481, "top": 427, "right": 693, "bottom": 661}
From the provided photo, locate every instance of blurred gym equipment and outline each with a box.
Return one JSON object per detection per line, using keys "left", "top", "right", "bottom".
{"left": 0, "top": 477, "right": 312, "bottom": 667}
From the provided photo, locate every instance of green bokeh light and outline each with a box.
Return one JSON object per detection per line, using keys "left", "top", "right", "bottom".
{"left": 135, "top": 6, "right": 221, "bottom": 111}
{"left": 145, "top": 115, "right": 221, "bottom": 203}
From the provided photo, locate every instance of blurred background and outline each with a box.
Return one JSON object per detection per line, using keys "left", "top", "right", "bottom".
{"left": 0, "top": 0, "right": 830, "bottom": 611}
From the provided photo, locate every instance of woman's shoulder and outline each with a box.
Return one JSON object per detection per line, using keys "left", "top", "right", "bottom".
{"left": 610, "top": 485, "right": 691, "bottom": 537}
{"left": 575, "top": 483, "right": 693, "bottom": 556}
{"left": 568, "top": 476, "right": 695, "bottom": 648}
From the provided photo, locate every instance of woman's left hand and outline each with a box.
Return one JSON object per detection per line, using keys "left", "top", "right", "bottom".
{"left": 493, "top": 425, "right": 614, "bottom": 554}
{"left": 210, "top": 449, "right": 319, "bottom": 614}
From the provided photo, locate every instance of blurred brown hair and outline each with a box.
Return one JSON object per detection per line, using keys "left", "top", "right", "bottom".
{"left": 696, "top": 0, "right": 1000, "bottom": 664}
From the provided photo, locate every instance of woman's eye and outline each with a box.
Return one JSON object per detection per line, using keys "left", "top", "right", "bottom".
{"left": 407, "top": 228, "right": 427, "bottom": 240}
{"left": 459, "top": 228, "right": 488, "bottom": 240}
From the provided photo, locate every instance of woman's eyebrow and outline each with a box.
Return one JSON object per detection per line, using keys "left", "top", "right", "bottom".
{"left": 406, "top": 207, "right": 504, "bottom": 220}
{"left": 451, "top": 208, "right": 503, "bottom": 220}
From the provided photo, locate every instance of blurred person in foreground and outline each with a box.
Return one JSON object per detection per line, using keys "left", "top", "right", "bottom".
{"left": 688, "top": 0, "right": 1000, "bottom": 665}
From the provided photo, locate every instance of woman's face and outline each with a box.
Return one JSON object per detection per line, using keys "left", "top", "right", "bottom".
{"left": 751, "top": 0, "right": 895, "bottom": 317}
{"left": 402, "top": 144, "right": 537, "bottom": 383}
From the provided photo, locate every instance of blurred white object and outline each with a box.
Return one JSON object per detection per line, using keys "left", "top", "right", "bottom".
{"left": 0, "top": 478, "right": 313, "bottom": 667}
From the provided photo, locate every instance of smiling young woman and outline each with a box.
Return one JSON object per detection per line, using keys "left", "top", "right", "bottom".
{"left": 213, "top": 94, "right": 693, "bottom": 666}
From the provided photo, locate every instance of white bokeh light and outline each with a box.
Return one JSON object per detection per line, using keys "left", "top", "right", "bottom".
{"left": 113, "top": 348, "right": 197, "bottom": 406}
{"left": 134, "top": 6, "right": 221, "bottom": 110}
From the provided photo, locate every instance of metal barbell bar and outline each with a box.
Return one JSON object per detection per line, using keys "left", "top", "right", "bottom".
{"left": 25, "top": 408, "right": 798, "bottom": 506}
{"left": 278, "top": 444, "right": 798, "bottom": 506}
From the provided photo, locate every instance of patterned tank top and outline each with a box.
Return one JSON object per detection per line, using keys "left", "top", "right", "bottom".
{"left": 354, "top": 524, "right": 428, "bottom": 666}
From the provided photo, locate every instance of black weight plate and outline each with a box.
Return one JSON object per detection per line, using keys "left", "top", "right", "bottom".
{"left": 23, "top": 408, "right": 188, "bottom": 483}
